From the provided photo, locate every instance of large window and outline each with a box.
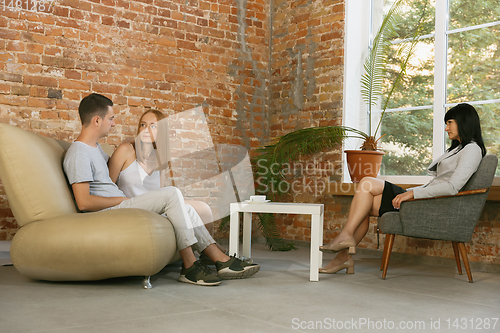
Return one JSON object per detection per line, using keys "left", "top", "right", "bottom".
{"left": 344, "top": 0, "right": 500, "bottom": 183}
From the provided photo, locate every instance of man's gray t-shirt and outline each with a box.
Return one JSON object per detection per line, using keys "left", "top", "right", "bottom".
{"left": 63, "top": 141, "right": 126, "bottom": 198}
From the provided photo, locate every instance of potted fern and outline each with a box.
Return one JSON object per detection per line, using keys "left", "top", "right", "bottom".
{"left": 344, "top": 0, "right": 418, "bottom": 182}
{"left": 252, "top": 0, "right": 424, "bottom": 250}
{"left": 256, "top": 0, "right": 424, "bottom": 185}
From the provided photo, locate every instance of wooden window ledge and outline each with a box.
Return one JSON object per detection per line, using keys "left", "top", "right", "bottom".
{"left": 326, "top": 183, "right": 500, "bottom": 201}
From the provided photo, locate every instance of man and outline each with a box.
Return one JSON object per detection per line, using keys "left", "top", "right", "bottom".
{"left": 63, "top": 93, "right": 259, "bottom": 286}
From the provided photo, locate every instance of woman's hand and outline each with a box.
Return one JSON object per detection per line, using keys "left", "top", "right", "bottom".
{"left": 392, "top": 190, "right": 414, "bottom": 210}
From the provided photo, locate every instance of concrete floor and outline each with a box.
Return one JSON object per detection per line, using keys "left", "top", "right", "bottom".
{"left": 1, "top": 241, "right": 500, "bottom": 333}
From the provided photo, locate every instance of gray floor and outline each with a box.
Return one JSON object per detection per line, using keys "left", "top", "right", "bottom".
{"left": 1, "top": 241, "right": 500, "bottom": 333}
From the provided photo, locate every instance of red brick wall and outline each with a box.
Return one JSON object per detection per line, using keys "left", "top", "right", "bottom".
{"left": 269, "top": 0, "right": 345, "bottom": 242}
{"left": 1, "top": 0, "right": 499, "bottom": 268}
{"left": 0, "top": 0, "right": 269, "bottom": 240}
{"left": 270, "top": 0, "right": 344, "bottom": 133}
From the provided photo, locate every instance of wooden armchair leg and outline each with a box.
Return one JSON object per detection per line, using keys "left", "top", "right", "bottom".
{"left": 380, "top": 234, "right": 391, "bottom": 271}
{"left": 382, "top": 234, "right": 395, "bottom": 280}
{"left": 452, "top": 241, "right": 462, "bottom": 275}
{"left": 458, "top": 243, "right": 473, "bottom": 283}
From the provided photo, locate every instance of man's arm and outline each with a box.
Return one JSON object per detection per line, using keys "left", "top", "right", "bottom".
{"left": 72, "top": 182, "right": 129, "bottom": 212}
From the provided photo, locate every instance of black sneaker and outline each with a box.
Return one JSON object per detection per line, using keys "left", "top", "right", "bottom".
{"left": 199, "top": 253, "right": 216, "bottom": 266}
{"left": 215, "top": 255, "right": 260, "bottom": 280}
{"left": 178, "top": 260, "right": 222, "bottom": 286}
{"left": 200, "top": 252, "right": 254, "bottom": 266}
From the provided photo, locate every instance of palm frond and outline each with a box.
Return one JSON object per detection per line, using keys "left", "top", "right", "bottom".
{"left": 251, "top": 125, "right": 365, "bottom": 250}
{"left": 256, "top": 213, "right": 296, "bottom": 251}
{"left": 218, "top": 215, "right": 230, "bottom": 231}
{"left": 373, "top": 7, "right": 427, "bottom": 138}
{"left": 253, "top": 126, "right": 365, "bottom": 197}
{"left": 361, "top": 0, "right": 403, "bottom": 119}
{"left": 256, "top": 126, "right": 366, "bottom": 167}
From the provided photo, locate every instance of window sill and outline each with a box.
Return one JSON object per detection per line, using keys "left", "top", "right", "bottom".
{"left": 326, "top": 183, "right": 500, "bottom": 201}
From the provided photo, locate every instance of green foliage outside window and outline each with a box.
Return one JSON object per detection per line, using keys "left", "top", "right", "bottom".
{"left": 380, "top": 0, "right": 500, "bottom": 176}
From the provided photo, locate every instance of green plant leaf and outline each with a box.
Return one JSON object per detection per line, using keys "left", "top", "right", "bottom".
{"left": 361, "top": 0, "right": 427, "bottom": 139}
{"left": 253, "top": 126, "right": 366, "bottom": 196}
{"left": 256, "top": 213, "right": 296, "bottom": 251}
{"left": 251, "top": 125, "right": 365, "bottom": 250}
{"left": 361, "top": 0, "right": 403, "bottom": 125}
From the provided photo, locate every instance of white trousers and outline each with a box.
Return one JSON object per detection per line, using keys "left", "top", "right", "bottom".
{"left": 113, "top": 186, "right": 215, "bottom": 253}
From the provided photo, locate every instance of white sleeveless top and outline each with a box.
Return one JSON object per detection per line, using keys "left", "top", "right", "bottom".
{"left": 116, "top": 160, "right": 161, "bottom": 197}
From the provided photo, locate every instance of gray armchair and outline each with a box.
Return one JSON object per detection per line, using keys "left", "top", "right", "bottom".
{"left": 378, "top": 154, "right": 498, "bottom": 282}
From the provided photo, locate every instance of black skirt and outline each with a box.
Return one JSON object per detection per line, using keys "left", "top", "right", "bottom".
{"left": 378, "top": 181, "right": 406, "bottom": 217}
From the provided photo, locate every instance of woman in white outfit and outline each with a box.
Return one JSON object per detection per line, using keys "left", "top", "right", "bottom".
{"left": 108, "top": 109, "right": 259, "bottom": 285}
{"left": 109, "top": 110, "right": 215, "bottom": 234}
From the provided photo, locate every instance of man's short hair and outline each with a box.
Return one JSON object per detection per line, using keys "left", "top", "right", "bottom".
{"left": 78, "top": 93, "right": 113, "bottom": 126}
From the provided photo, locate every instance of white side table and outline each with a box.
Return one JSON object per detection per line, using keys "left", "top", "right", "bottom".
{"left": 229, "top": 202, "right": 324, "bottom": 282}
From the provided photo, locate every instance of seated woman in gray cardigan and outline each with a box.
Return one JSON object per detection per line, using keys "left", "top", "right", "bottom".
{"left": 319, "top": 103, "right": 487, "bottom": 274}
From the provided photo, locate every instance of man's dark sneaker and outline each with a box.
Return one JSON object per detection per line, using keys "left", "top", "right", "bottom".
{"left": 200, "top": 252, "right": 254, "bottom": 266}
{"left": 199, "top": 253, "right": 216, "bottom": 266}
{"left": 215, "top": 255, "right": 260, "bottom": 280}
{"left": 178, "top": 260, "right": 222, "bottom": 286}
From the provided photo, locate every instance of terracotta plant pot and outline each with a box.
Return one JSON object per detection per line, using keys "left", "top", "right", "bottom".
{"left": 345, "top": 150, "right": 385, "bottom": 183}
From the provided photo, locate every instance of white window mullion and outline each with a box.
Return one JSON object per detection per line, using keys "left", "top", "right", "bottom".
{"left": 448, "top": 20, "right": 500, "bottom": 35}
{"left": 433, "top": 0, "right": 449, "bottom": 160}
{"left": 342, "top": 0, "right": 373, "bottom": 182}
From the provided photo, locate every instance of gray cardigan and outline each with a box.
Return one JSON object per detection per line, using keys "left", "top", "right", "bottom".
{"left": 411, "top": 142, "right": 483, "bottom": 199}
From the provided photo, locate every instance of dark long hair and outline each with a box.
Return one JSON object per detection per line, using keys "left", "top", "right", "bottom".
{"left": 445, "top": 103, "right": 486, "bottom": 156}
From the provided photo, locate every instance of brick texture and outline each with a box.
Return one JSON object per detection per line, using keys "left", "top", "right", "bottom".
{"left": 0, "top": 0, "right": 270, "bottom": 239}
{"left": 268, "top": 0, "right": 345, "bottom": 245}
{"left": 1, "top": 0, "right": 499, "bottom": 267}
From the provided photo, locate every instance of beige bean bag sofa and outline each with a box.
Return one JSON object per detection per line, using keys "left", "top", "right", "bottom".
{"left": 0, "top": 123, "right": 178, "bottom": 286}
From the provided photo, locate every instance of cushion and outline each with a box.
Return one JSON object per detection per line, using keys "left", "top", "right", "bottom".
{"left": 10, "top": 208, "right": 177, "bottom": 281}
{"left": 0, "top": 124, "right": 77, "bottom": 226}
{"left": 378, "top": 212, "right": 403, "bottom": 235}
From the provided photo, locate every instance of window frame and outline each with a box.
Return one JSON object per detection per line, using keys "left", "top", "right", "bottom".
{"left": 343, "top": 0, "right": 500, "bottom": 185}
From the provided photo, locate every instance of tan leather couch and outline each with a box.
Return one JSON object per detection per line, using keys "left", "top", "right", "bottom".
{"left": 0, "top": 123, "right": 178, "bottom": 284}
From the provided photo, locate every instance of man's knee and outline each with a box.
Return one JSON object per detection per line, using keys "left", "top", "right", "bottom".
{"left": 160, "top": 186, "right": 183, "bottom": 198}
{"left": 154, "top": 186, "right": 186, "bottom": 206}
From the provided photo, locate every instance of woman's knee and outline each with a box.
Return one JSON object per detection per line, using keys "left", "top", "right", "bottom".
{"left": 357, "top": 177, "right": 384, "bottom": 195}
{"left": 185, "top": 200, "right": 213, "bottom": 224}
{"left": 356, "top": 177, "right": 374, "bottom": 193}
